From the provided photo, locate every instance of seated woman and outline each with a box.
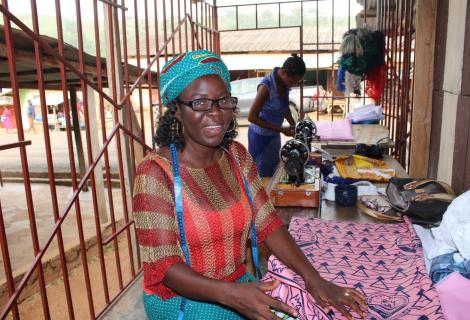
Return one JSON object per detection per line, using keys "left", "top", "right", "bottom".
{"left": 133, "top": 50, "right": 367, "bottom": 320}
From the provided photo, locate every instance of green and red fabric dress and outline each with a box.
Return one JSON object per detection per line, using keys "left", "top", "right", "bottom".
{"left": 133, "top": 141, "right": 283, "bottom": 319}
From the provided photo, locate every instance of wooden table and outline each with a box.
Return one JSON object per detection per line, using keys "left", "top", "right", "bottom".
{"left": 265, "top": 155, "right": 408, "bottom": 226}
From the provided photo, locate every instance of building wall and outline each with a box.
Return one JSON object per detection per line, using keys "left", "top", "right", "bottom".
{"left": 430, "top": 0, "right": 470, "bottom": 194}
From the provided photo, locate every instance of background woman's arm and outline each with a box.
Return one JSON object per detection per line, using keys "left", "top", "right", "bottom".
{"left": 248, "top": 85, "right": 293, "bottom": 136}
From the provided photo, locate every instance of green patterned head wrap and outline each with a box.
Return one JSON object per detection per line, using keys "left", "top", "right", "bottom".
{"left": 159, "top": 50, "right": 231, "bottom": 106}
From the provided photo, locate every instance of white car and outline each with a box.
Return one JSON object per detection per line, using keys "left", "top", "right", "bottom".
{"left": 230, "top": 77, "right": 327, "bottom": 120}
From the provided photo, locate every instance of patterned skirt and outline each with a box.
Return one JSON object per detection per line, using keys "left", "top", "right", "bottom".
{"left": 248, "top": 128, "right": 281, "bottom": 177}
{"left": 143, "top": 273, "right": 255, "bottom": 320}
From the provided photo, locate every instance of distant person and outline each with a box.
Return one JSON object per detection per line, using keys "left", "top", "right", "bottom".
{"left": 1, "top": 106, "right": 14, "bottom": 134}
{"left": 247, "top": 54, "right": 306, "bottom": 177}
{"left": 26, "top": 99, "right": 37, "bottom": 134}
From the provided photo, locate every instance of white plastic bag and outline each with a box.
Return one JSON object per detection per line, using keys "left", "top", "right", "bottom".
{"left": 347, "top": 104, "right": 384, "bottom": 122}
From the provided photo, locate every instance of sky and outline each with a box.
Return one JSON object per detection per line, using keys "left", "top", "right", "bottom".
{"left": 5, "top": 0, "right": 363, "bottom": 21}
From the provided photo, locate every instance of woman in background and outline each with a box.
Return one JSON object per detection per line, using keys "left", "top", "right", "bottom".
{"left": 1, "top": 106, "right": 14, "bottom": 134}
{"left": 248, "top": 54, "right": 306, "bottom": 177}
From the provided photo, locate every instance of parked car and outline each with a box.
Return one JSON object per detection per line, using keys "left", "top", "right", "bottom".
{"left": 230, "top": 77, "right": 328, "bottom": 119}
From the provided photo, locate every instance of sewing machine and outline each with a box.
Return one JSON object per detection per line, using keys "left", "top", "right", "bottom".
{"left": 270, "top": 119, "right": 322, "bottom": 208}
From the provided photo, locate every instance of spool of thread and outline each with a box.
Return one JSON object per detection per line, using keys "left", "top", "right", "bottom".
{"left": 335, "top": 184, "right": 358, "bottom": 206}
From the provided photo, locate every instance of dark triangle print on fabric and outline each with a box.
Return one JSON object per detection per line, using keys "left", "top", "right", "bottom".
{"left": 263, "top": 217, "right": 444, "bottom": 320}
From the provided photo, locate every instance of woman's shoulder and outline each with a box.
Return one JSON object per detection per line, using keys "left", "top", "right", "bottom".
{"left": 228, "top": 141, "right": 254, "bottom": 168}
{"left": 136, "top": 149, "right": 170, "bottom": 176}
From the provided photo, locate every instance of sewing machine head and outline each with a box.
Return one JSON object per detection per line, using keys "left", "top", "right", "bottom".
{"left": 294, "top": 118, "right": 318, "bottom": 149}
{"left": 280, "top": 139, "right": 309, "bottom": 186}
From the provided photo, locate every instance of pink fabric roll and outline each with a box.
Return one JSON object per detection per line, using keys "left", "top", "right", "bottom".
{"left": 263, "top": 217, "right": 444, "bottom": 319}
{"left": 435, "top": 272, "right": 470, "bottom": 320}
{"left": 315, "top": 119, "right": 354, "bottom": 141}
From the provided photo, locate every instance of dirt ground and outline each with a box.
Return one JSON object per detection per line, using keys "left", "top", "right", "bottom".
{"left": 5, "top": 235, "right": 136, "bottom": 320}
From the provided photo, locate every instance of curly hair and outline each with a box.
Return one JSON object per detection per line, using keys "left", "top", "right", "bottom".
{"left": 154, "top": 103, "right": 238, "bottom": 150}
{"left": 282, "top": 53, "right": 306, "bottom": 77}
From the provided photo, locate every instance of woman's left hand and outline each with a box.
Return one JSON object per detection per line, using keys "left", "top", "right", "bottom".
{"left": 305, "top": 276, "right": 368, "bottom": 319}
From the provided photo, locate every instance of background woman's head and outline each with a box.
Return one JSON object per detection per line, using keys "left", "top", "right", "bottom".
{"left": 279, "top": 53, "right": 306, "bottom": 87}
{"left": 155, "top": 50, "right": 237, "bottom": 150}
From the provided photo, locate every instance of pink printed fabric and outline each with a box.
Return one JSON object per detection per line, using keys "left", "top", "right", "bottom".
{"left": 263, "top": 217, "right": 444, "bottom": 320}
{"left": 315, "top": 119, "right": 354, "bottom": 141}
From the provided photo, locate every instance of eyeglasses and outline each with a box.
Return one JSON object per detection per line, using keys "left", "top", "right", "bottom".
{"left": 177, "top": 96, "right": 238, "bottom": 112}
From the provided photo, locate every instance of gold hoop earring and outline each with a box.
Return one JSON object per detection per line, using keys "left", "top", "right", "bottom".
{"left": 226, "top": 118, "right": 236, "bottom": 133}
{"left": 171, "top": 119, "right": 184, "bottom": 139}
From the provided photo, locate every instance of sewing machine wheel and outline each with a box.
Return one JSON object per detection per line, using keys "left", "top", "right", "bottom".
{"left": 294, "top": 118, "right": 317, "bottom": 147}
{"left": 279, "top": 139, "right": 309, "bottom": 186}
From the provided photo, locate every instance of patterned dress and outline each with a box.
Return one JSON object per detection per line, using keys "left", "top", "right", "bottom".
{"left": 133, "top": 141, "right": 283, "bottom": 319}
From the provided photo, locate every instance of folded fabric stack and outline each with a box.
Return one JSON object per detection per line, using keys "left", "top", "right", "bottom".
{"left": 426, "top": 190, "right": 470, "bottom": 284}
{"left": 347, "top": 104, "right": 384, "bottom": 124}
{"left": 315, "top": 119, "right": 354, "bottom": 141}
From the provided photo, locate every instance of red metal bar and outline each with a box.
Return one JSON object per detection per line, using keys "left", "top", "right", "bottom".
{"left": 119, "top": 122, "right": 154, "bottom": 150}
{"left": 170, "top": 0, "right": 176, "bottom": 55}
{"left": 299, "top": 25, "right": 304, "bottom": 119}
{"left": 102, "top": 220, "right": 135, "bottom": 245}
{"left": 121, "top": 0, "right": 137, "bottom": 175}
{"left": 106, "top": 2, "right": 135, "bottom": 285}
{"left": 330, "top": 0, "right": 335, "bottom": 121}
{"left": 400, "top": 0, "right": 413, "bottom": 166}
{"left": 395, "top": 0, "right": 405, "bottom": 161}
{"left": 190, "top": 0, "right": 195, "bottom": 50}
{"left": 96, "top": 0, "right": 124, "bottom": 291}
{"left": 0, "top": 140, "right": 31, "bottom": 151}
{"left": 55, "top": 0, "right": 95, "bottom": 316}
{"left": 30, "top": 0, "right": 75, "bottom": 317}
{"left": 205, "top": 3, "right": 209, "bottom": 50}
{"left": 184, "top": 0, "right": 189, "bottom": 51}
{"left": 145, "top": 0, "right": 155, "bottom": 151}
{"left": 75, "top": 0, "right": 111, "bottom": 304}
{"left": 163, "top": 0, "right": 168, "bottom": 60}
{"left": 178, "top": 0, "right": 182, "bottom": 53}
{"left": 133, "top": 0, "right": 146, "bottom": 143}
{"left": 0, "top": 200, "right": 19, "bottom": 318}
{"left": 390, "top": 0, "right": 399, "bottom": 158}
{"left": 144, "top": 0, "right": 153, "bottom": 146}
{"left": 0, "top": 124, "right": 123, "bottom": 317}
{"left": 0, "top": 4, "right": 117, "bottom": 109}
{"left": 119, "top": 15, "right": 200, "bottom": 107}
{"left": 98, "top": 0, "right": 127, "bottom": 10}
{"left": 214, "top": 4, "right": 219, "bottom": 54}
{"left": 154, "top": 0, "right": 163, "bottom": 120}
{"left": 0, "top": 1, "right": 50, "bottom": 318}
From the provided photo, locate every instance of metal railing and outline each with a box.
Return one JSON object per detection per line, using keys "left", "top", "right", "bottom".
{"left": 216, "top": 0, "right": 374, "bottom": 121}
{"left": 379, "top": 0, "right": 416, "bottom": 167}
{"left": 0, "top": 0, "right": 217, "bottom": 318}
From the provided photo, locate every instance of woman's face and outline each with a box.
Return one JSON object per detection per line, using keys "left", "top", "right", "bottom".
{"left": 176, "top": 74, "right": 234, "bottom": 150}
{"left": 279, "top": 69, "right": 304, "bottom": 88}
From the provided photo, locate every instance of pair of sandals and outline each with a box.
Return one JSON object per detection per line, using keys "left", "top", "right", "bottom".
{"left": 357, "top": 195, "right": 403, "bottom": 222}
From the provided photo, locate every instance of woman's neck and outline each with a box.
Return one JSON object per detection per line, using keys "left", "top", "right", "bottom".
{"left": 178, "top": 141, "right": 223, "bottom": 168}
{"left": 275, "top": 70, "right": 286, "bottom": 94}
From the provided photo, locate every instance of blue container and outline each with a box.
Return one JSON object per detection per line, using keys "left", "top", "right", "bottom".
{"left": 335, "top": 184, "right": 358, "bottom": 206}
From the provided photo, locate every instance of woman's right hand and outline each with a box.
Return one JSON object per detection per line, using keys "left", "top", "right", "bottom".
{"left": 281, "top": 126, "right": 295, "bottom": 137}
{"left": 223, "top": 279, "right": 298, "bottom": 320}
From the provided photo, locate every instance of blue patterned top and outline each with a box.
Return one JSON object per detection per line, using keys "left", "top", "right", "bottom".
{"left": 249, "top": 67, "right": 289, "bottom": 136}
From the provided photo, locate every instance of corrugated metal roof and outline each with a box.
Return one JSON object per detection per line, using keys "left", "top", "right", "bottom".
{"left": 126, "top": 26, "right": 348, "bottom": 57}
{"left": 220, "top": 26, "right": 346, "bottom": 53}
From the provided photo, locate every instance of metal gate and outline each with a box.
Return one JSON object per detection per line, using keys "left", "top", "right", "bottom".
{"left": 0, "top": 0, "right": 216, "bottom": 318}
